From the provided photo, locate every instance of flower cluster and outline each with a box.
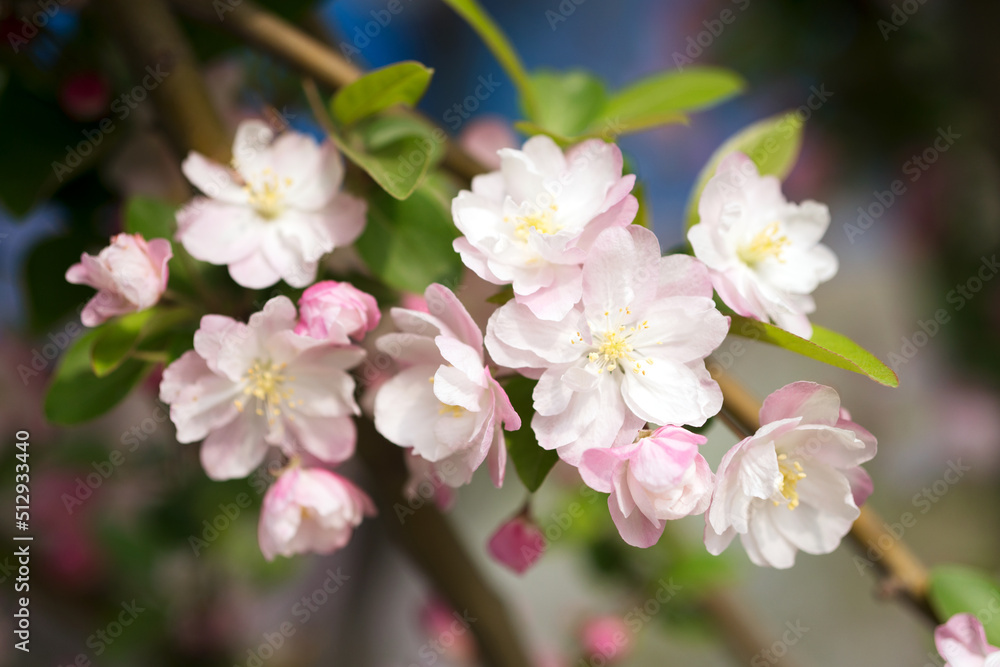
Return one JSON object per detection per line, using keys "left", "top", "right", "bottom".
{"left": 69, "top": 123, "right": 865, "bottom": 570}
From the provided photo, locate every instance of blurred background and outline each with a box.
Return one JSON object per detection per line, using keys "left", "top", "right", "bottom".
{"left": 1, "top": 0, "right": 999, "bottom": 665}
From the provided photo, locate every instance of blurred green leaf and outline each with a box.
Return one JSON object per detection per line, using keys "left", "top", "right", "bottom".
{"left": 439, "top": 0, "right": 539, "bottom": 118}
{"left": 929, "top": 565, "right": 1000, "bottom": 644}
{"left": 124, "top": 196, "right": 177, "bottom": 239}
{"left": 354, "top": 174, "right": 462, "bottom": 292}
{"left": 45, "top": 327, "right": 153, "bottom": 425}
{"left": 528, "top": 69, "right": 607, "bottom": 138}
{"left": 594, "top": 66, "right": 744, "bottom": 136}
{"left": 685, "top": 111, "right": 804, "bottom": 229}
{"left": 728, "top": 314, "right": 899, "bottom": 387}
{"left": 332, "top": 61, "right": 434, "bottom": 126}
{"left": 91, "top": 308, "right": 193, "bottom": 377}
{"left": 330, "top": 115, "right": 442, "bottom": 200}
{"left": 501, "top": 375, "right": 558, "bottom": 492}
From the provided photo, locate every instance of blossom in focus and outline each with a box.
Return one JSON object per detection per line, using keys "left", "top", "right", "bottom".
{"left": 65, "top": 233, "right": 172, "bottom": 326}
{"left": 580, "top": 615, "right": 632, "bottom": 665}
{"left": 935, "top": 614, "right": 1000, "bottom": 667}
{"left": 176, "top": 120, "right": 367, "bottom": 289}
{"left": 487, "top": 515, "right": 546, "bottom": 574}
{"left": 295, "top": 280, "right": 381, "bottom": 344}
{"left": 452, "top": 135, "right": 637, "bottom": 320}
{"left": 258, "top": 464, "right": 375, "bottom": 561}
{"left": 704, "top": 381, "right": 877, "bottom": 568}
{"left": 687, "top": 152, "right": 837, "bottom": 338}
{"left": 580, "top": 426, "right": 713, "bottom": 548}
{"left": 486, "top": 225, "right": 728, "bottom": 465}
{"left": 373, "top": 284, "right": 520, "bottom": 489}
{"left": 159, "top": 296, "right": 363, "bottom": 480}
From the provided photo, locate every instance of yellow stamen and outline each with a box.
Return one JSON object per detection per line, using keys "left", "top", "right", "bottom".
{"left": 739, "top": 221, "right": 790, "bottom": 265}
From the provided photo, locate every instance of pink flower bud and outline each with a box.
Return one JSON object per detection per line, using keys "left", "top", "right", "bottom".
{"left": 65, "top": 233, "right": 172, "bottom": 327}
{"left": 258, "top": 466, "right": 376, "bottom": 561}
{"left": 294, "top": 280, "right": 380, "bottom": 344}
{"left": 487, "top": 515, "right": 545, "bottom": 574}
{"left": 581, "top": 616, "right": 632, "bottom": 664}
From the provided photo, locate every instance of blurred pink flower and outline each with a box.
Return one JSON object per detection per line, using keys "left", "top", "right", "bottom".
{"left": 580, "top": 426, "right": 713, "bottom": 548}
{"left": 487, "top": 515, "right": 545, "bottom": 574}
{"left": 581, "top": 615, "right": 632, "bottom": 664}
{"left": 705, "top": 382, "right": 877, "bottom": 568}
{"left": 419, "top": 597, "right": 478, "bottom": 663}
{"left": 458, "top": 116, "right": 517, "bottom": 170}
{"left": 159, "top": 296, "right": 363, "bottom": 480}
{"left": 935, "top": 614, "right": 1000, "bottom": 667}
{"left": 177, "top": 120, "right": 366, "bottom": 288}
{"left": 258, "top": 465, "right": 375, "bottom": 560}
{"left": 295, "top": 280, "right": 380, "bottom": 344}
{"left": 58, "top": 71, "right": 110, "bottom": 122}
{"left": 65, "top": 233, "right": 172, "bottom": 326}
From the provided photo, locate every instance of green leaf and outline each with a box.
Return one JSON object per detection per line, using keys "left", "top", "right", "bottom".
{"left": 501, "top": 376, "right": 558, "bottom": 492}
{"left": 684, "top": 111, "right": 805, "bottom": 229}
{"left": 91, "top": 308, "right": 194, "bottom": 377}
{"left": 595, "top": 66, "right": 744, "bottom": 135}
{"left": 124, "top": 196, "right": 177, "bottom": 239}
{"left": 728, "top": 314, "right": 899, "bottom": 387}
{"left": 354, "top": 174, "right": 462, "bottom": 292}
{"left": 331, "top": 61, "right": 434, "bottom": 127}
{"left": 45, "top": 328, "right": 153, "bottom": 425}
{"left": 928, "top": 565, "right": 1000, "bottom": 644}
{"left": 528, "top": 70, "right": 607, "bottom": 138}
{"left": 439, "top": 0, "right": 539, "bottom": 119}
{"left": 330, "top": 115, "right": 441, "bottom": 200}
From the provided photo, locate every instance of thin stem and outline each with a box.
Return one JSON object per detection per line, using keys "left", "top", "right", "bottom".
{"left": 710, "top": 366, "right": 936, "bottom": 623}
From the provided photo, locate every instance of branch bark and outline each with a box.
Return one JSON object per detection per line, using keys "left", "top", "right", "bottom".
{"left": 168, "top": 0, "right": 485, "bottom": 183}
{"left": 710, "top": 367, "right": 935, "bottom": 622}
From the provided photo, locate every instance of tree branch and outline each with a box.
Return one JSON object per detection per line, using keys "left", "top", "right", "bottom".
{"left": 710, "top": 367, "right": 936, "bottom": 622}
{"left": 95, "top": 0, "right": 231, "bottom": 163}
{"left": 168, "top": 0, "right": 485, "bottom": 183}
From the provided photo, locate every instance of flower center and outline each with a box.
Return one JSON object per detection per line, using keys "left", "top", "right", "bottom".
{"left": 774, "top": 453, "right": 806, "bottom": 510}
{"left": 244, "top": 168, "right": 292, "bottom": 220}
{"left": 583, "top": 309, "right": 655, "bottom": 375}
{"left": 505, "top": 204, "right": 561, "bottom": 242}
{"left": 738, "top": 221, "right": 790, "bottom": 265}
{"left": 234, "top": 359, "right": 299, "bottom": 424}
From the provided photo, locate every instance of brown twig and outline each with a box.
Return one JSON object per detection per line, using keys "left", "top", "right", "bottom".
{"left": 710, "top": 367, "right": 936, "bottom": 623}
{"left": 167, "top": 0, "right": 485, "bottom": 183}
{"left": 95, "top": 0, "right": 231, "bottom": 163}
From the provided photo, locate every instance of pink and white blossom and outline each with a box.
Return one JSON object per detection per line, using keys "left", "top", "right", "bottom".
{"left": 487, "top": 515, "right": 546, "bottom": 574}
{"left": 580, "top": 616, "right": 632, "bottom": 665}
{"left": 258, "top": 465, "right": 375, "bottom": 561}
{"left": 704, "top": 381, "right": 877, "bottom": 568}
{"left": 935, "top": 614, "right": 1000, "bottom": 667}
{"left": 452, "top": 135, "right": 638, "bottom": 320}
{"left": 295, "top": 280, "right": 380, "bottom": 344}
{"left": 373, "top": 284, "right": 520, "bottom": 489}
{"left": 176, "top": 120, "right": 367, "bottom": 289}
{"left": 159, "top": 296, "right": 363, "bottom": 480}
{"left": 580, "top": 426, "right": 713, "bottom": 548}
{"left": 485, "top": 225, "right": 728, "bottom": 465}
{"left": 687, "top": 152, "right": 837, "bottom": 338}
{"left": 66, "top": 233, "right": 172, "bottom": 326}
